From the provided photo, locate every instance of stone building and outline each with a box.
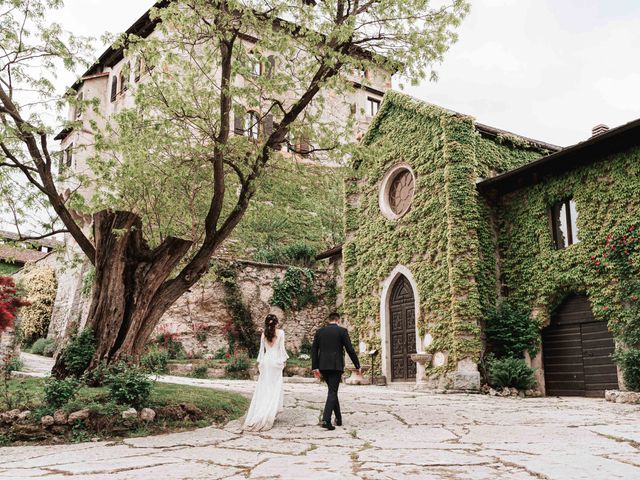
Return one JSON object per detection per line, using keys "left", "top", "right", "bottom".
{"left": 343, "top": 91, "right": 640, "bottom": 396}
{"left": 49, "top": 2, "right": 390, "bottom": 351}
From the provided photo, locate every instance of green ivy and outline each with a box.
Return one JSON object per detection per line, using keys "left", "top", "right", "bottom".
{"left": 271, "top": 266, "right": 316, "bottom": 311}
{"left": 344, "top": 91, "right": 544, "bottom": 374}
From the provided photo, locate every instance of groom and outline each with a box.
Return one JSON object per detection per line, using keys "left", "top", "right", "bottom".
{"left": 311, "top": 312, "right": 361, "bottom": 430}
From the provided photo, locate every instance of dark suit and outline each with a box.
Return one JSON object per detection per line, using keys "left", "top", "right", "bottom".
{"left": 312, "top": 323, "right": 360, "bottom": 425}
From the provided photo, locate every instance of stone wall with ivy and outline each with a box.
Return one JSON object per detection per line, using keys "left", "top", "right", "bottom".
{"left": 491, "top": 145, "right": 640, "bottom": 388}
{"left": 343, "top": 91, "right": 547, "bottom": 381}
{"left": 155, "top": 258, "right": 341, "bottom": 357}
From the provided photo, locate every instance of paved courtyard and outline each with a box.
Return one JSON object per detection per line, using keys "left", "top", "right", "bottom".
{"left": 2, "top": 371, "right": 640, "bottom": 480}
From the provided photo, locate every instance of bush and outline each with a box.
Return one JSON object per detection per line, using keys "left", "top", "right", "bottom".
{"left": 299, "top": 336, "right": 312, "bottom": 356}
{"left": 485, "top": 301, "right": 540, "bottom": 358}
{"left": 225, "top": 353, "right": 250, "bottom": 379}
{"left": 30, "top": 338, "right": 56, "bottom": 356}
{"left": 614, "top": 348, "right": 640, "bottom": 392}
{"left": 60, "top": 328, "right": 96, "bottom": 377}
{"left": 140, "top": 347, "right": 170, "bottom": 374}
{"left": 156, "top": 333, "right": 185, "bottom": 360}
{"left": 42, "top": 340, "right": 57, "bottom": 357}
{"left": 44, "top": 377, "right": 80, "bottom": 408}
{"left": 487, "top": 357, "right": 536, "bottom": 390}
{"left": 3, "top": 356, "right": 23, "bottom": 373}
{"left": 107, "top": 364, "right": 153, "bottom": 409}
{"left": 254, "top": 241, "right": 317, "bottom": 267}
{"left": 190, "top": 364, "right": 208, "bottom": 379}
{"left": 18, "top": 267, "right": 57, "bottom": 345}
{"left": 214, "top": 347, "right": 228, "bottom": 360}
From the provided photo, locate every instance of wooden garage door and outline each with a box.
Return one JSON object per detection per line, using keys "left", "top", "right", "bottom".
{"left": 542, "top": 295, "right": 619, "bottom": 397}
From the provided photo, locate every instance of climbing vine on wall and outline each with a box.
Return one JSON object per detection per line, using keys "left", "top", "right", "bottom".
{"left": 217, "top": 264, "right": 259, "bottom": 357}
{"left": 495, "top": 144, "right": 640, "bottom": 389}
{"left": 271, "top": 266, "right": 316, "bottom": 311}
{"left": 343, "top": 91, "right": 545, "bottom": 373}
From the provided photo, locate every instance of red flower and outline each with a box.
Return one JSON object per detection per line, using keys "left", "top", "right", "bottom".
{"left": 595, "top": 261, "right": 600, "bottom": 266}
{"left": 603, "top": 306, "right": 609, "bottom": 311}
{"left": 225, "top": 353, "right": 231, "bottom": 359}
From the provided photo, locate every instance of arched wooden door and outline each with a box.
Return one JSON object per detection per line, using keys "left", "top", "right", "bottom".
{"left": 542, "top": 295, "right": 618, "bottom": 397}
{"left": 390, "top": 275, "right": 417, "bottom": 381}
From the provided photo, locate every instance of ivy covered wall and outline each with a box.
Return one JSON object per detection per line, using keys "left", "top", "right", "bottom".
{"left": 343, "top": 91, "right": 547, "bottom": 377}
{"left": 491, "top": 146, "right": 640, "bottom": 339}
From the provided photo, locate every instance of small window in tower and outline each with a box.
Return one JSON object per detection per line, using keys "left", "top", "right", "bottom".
{"left": 366, "top": 97, "right": 381, "bottom": 117}
{"left": 245, "top": 112, "right": 260, "bottom": 139}
{"left": 110, "top": 77, "right": 118, "bottom": 102}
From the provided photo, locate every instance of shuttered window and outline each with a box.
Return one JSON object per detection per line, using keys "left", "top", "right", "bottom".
{"left": 110, "top": 77, "right": 118, "bottom": 102}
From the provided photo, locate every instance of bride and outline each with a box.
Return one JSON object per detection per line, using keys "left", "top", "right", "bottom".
{"left": 243, "top": 313, "right": 289, "bottom": 431}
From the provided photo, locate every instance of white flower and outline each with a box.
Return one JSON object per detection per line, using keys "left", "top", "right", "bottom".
{"left": 298, "top": 354, "right": 310, "bottom": 360}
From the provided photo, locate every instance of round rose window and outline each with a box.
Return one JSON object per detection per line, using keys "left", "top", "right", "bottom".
{"left": 388, "top": 170, "right": 415, "bottom": 215}
{"left": 379, "top": 164, "right": 416, "bottom": 220}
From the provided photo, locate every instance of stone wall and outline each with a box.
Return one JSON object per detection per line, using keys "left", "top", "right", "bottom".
{"left": 155, "top": 259, "right": 341, "bottom": 357}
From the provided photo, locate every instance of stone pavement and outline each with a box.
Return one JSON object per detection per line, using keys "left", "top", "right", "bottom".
{"left": 2, "top": 371, "right": 640, "bottom": 480}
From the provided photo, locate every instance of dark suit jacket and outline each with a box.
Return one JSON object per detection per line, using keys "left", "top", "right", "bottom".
{"left": 312, "top": 324, "right": 360, "bottom": 372}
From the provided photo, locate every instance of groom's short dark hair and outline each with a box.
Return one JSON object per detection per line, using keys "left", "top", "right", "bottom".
{"left": 328, "top": 312, "right": 340, "bottom": 322}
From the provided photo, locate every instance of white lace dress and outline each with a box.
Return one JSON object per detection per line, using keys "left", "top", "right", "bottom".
{"left": 243, "top": 329, "right": 289, "bottom": 432}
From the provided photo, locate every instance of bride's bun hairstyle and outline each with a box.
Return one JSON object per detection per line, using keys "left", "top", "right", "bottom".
{"left": 264, "top": 313, "right": 279, "bottom": 342}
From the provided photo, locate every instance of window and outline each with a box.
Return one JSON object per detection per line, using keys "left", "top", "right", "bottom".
{"left": 60, "top": 144, "right": 73, "bottom": 173}
{"left": 251, "top": 59, "right": 261, "bottom": 76}
{"left": 74, "top": 91, "right": 84, "bottom": 120}
{"left": 366, "top": 97, "right": 381, "bottom": 117}
{"left": 135, "top": 57, "right": 143, "bottom": 82}
{"left": 551, "top": 198, "right": 579, "bottom": 248}
{"left": 245, "top": 112, "right": 260, "bottom": 139}
{"left": 110, "top": 77, "right": 118, "bottom": 102}
{"left": 379, "top": 164, "right": 416, "bottom": 220}
{"left": 119, "top": 65, "right": 129, "bottom": 93}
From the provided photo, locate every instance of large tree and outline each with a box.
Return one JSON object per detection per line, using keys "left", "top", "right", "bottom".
{"left": 0, "top": 0, "right": 469, "bottom": 376}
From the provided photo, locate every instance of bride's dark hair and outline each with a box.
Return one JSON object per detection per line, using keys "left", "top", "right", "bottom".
{"left": 264, "top": 314, "right": 279, "bottom": 342}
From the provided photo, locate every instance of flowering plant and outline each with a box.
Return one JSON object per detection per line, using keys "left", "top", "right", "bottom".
{"left": 0, "top": 277, "right": 29, "bottom": 332}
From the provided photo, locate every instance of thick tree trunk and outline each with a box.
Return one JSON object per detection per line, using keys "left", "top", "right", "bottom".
{"left": 52, "top": 210, "right": 192, "bottom": 377}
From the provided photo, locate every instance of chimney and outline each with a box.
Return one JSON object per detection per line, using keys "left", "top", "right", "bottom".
{"left": 592, "top": 124, "right": 609, "bottom": 137}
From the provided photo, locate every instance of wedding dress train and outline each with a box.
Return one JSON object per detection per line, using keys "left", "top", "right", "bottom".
{"left": 243, "top": 329, "right": 289, "bottom": 431}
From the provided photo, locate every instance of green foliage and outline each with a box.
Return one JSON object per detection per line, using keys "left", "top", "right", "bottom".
{"left": 140, "top": 346, "right": 170, "bottom": 374}
{"left": 3, "top": 356, "right": 23, "bottom": 373}
{"left": 614, "top": 349, "right": 640, "bottom": 392}
{"left": 60, "top": 328, "right": 96, "bottom": 377}
{"left": 44, "top": 378, "right": 80, "bottom": 408}
{"left": 485, "top": 301, "right": 540, "bottom": 358}
{"left": 271, "top": 266, "right": 317, "bottom": 311}
{"left": 190, "top": 364, "right": 208, "bottom": 379}
{"left": 299, "top": 336, "right": 313, "bottom": 356}
{"left": 344, "top": 92, "right": 546, "bottom": 371}
{"left": 81, "top": 266, "right": 95, "bottom": 298}
{"left": 30, "top": 337, "right": 55, "bottom": 356}
{"left": 18, "top": 266, "right": 57, "bottom": 345}
{"left": 155, "top": 333, "right": 185, "bottom": 360}
{"left": 254, "top": 241, "right": 318, "bottom": 267}
{"left": 218, "top": 264, "right": 259, "bottom": 356}
{"left": 487, "top": 357, "right": 536, "bottom": 390}
{"left": 107, "top": 364, "right": 153, "bottom": 409}
{"left": 0, "top": 263, "right": 21, "bottom": 276}
{"left": 225, "top": 353, "right": 251, "bottom": 379}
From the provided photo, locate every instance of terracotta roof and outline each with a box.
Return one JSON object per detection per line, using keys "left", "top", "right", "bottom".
{"left": 0, "top": 230, "right": 63, "bottom": 249}
{"left": 477, "top": 117, "right": 640, "bottom": 196}
{"left": 0, "top": 245, "right": 49, "bottom": 265}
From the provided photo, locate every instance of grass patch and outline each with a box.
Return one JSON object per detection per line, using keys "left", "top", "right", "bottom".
{"left": 1, "top": 377, "right": 248, "bottom": 446}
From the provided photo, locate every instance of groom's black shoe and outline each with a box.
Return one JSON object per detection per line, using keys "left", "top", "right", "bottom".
{"left": 321, "top": 421, "right": 335, "bottom": 431}
{"left": 335, "top": 418, "right": 342, "bottom": 427}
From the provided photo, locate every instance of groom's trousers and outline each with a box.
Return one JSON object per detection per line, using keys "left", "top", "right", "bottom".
{"left": 321, "top": 370, "right": 342, "bottom": 424}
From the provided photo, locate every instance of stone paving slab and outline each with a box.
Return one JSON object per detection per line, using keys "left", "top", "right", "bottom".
{"left": 3, "top": 365, "right": 640, "bottom": 479}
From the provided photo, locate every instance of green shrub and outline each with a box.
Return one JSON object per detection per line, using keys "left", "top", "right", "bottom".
{"left": 299, "top": 336, "right": 312, "bottom": 356}
{"left": 254, "top": 241, "right": 317, "bottom": 267}
{"left": 214, "top": 347, "right": 228, "bottom": 360}
{"left": 107, "top": 364, "right": 153, "bottom": 409}
{"left": 614, "top": 348, "right": 640, "bottom": 392}
{"left": 485, "top": 301, "right": 540, "bottom": 358}
{"left": 60, "top": 328, "right": 96, "bottom": 377}
{"left": 31, "top": 337, "right": 55, "bottom": 356}
{"left": 42, "top": 341, "right": 57, "bottom": 357}
{"left": 18, "top": 267, "right": 57, "bottom": 345}
{"left": 190, "top": 364, "right": 208, "bottom": 379}
{"left": 140, "top": 347, "right": 170, "bottom": 374}
{"left": 487, "top": 357, "right": 536, "bottom": 390}
{"left": 44, "top": 377, "right": 80, "bottom": 408}
{"left": 156, "top": 333, "right": 185, "bottom": 360}
{"left": 3, "top": 356, "right": 23, "bottom": 373}
{"left": 225, "top": 353, "right": 251, "bottom": 379}
{"left": 271, "top": 266, "right": 316, "bottom": 311}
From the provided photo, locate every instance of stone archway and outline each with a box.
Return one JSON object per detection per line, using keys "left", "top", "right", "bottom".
{"left": 380, "top": 265, "right": 421, "bottom": 383}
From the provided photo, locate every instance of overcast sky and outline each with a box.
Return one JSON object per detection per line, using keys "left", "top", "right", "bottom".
{"left": 53, "top": 0, "right": 640, "bottom": 148}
